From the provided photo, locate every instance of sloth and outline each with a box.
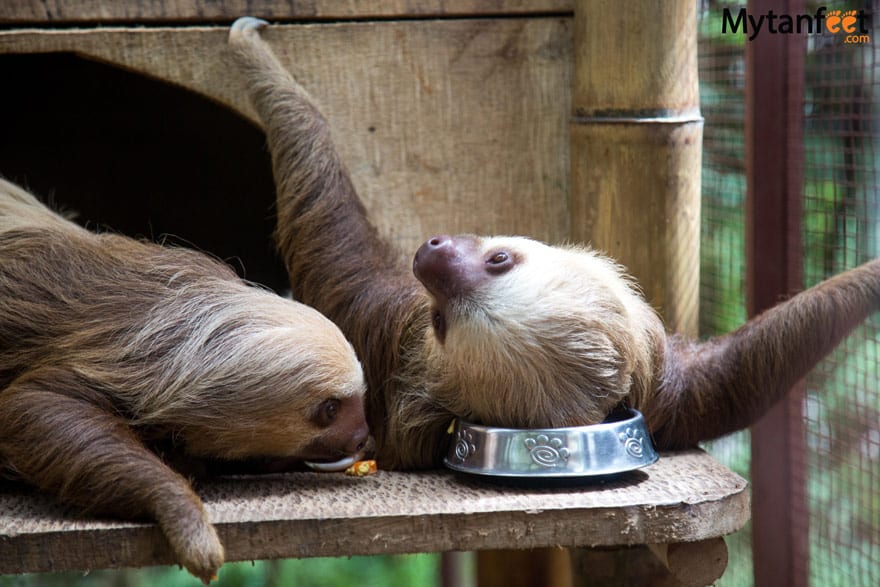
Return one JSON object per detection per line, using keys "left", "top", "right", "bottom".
{"left": 0, "top": 178, "right": 369, "bottom": 583}
{"left": 229, "top": 17, "right": 880, "bottom": 469}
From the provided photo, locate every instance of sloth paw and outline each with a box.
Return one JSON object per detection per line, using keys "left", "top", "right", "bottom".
{"left": 230, "top": 16, "right": 269, "bottom": 40}
{"left": 163, "top": 515, "right": 225, "bottom": 584}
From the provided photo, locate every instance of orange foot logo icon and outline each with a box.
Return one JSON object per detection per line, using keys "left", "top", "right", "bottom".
{"left": 827, "top": 9, "right": 859, "bottom": 34}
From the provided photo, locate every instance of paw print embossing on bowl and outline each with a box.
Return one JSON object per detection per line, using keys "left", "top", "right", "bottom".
{"left": 618, "top": 427, "right": 645, "bottom": 458}
{"left": 454, "top": 428, "right": 476, "bottom": 463}
{"left": 524, "top": 435, "right": 570, "bottom": 468}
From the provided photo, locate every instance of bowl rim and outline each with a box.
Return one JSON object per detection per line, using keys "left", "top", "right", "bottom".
{"left": 443, "top": 407, "right": 658, "bottom": 478}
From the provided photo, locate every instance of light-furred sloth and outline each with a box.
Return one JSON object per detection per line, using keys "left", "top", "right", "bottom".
{"left": 229, "top": 17, "right": 880, "bottom": 470}
{"left": 0, "top": 178, "right": 368, "bottom": 583}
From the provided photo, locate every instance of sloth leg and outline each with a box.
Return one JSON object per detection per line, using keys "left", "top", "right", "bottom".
{"left": 0, "top": 375, "right": 224, "bottom": 584}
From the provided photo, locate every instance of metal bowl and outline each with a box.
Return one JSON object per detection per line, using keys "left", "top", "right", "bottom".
{"left": 443, "top": 408, "right": 658, "bottom": 478}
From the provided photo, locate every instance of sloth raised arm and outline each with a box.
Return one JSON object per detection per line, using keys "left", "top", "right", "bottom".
{"left": 229, "top": 18, "right": 442, "bottom": 467}
{"left": 228, "top": 17, "right": 880, "bottom": 467}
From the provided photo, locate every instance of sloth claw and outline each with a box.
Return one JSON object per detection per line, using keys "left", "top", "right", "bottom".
{"left": 177, "top": 529, "right": 224, "bottom": 584}
{"left": 159, "top": 507, "right": 225, "bottom": 584}
{"left": 230, "top": 16, "right": 269, "bottom": 38}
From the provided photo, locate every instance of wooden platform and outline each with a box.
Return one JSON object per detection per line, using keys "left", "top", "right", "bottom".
{"left": 0, "top": 450, "right": 748, "bottom": 575}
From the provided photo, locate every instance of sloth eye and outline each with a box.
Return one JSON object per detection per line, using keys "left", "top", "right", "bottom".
{"left": 315, "top": 398, "right": 340, "bottom": 426}
{"left": 485, "top": 251, "right": 514, "bottom": 275}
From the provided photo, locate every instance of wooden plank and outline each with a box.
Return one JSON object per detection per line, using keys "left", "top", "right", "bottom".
{"left": 745, "top": 0, "right": 808, "bottom": 585}
{"left": 0, "top": 19, "right": 573, "bottom": 256}
{"left": 0, "top": 450, "right": 749, "bottom": 575}
{"left": 0, "top": 0, "right": 573, "bottom": 25}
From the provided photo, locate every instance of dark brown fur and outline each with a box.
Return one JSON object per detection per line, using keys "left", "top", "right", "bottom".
{"left": 228, "top": 18, "right": 880, "bottom": 468}
{"left": 0, "top": 178, "right": 368, "bottom": 582}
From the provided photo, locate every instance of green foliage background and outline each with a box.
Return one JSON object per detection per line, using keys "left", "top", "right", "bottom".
{"left": 0, "top": 555, "right": 440, "bottom": 587}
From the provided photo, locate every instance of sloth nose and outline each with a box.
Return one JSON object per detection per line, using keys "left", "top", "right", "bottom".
{"left": 413, "top": 235, "right": 486, "bottom": 304}
{"left": 417, "top": 235, "right": 456, "bottom": 263}
{"left": 414, "top": 235, "right": 453, "bottom": 286}
{"left": 413, "top": 235, "right": 469, "bottom": 302}
{"left": 347, "top": 425, "right": 370, "bottom": 455}
{"left": 345, "top": 428, "right": 370, "bottom": 455}
{"left": 426, "top": 234, "right": 452, "bottom": 249}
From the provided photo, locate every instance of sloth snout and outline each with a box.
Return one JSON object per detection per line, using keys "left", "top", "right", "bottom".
{"left": 413, "top": 235, "right": 483, "bottom": 303}
{"left": 415, "top": 235, "right": 455, "bottom": 265}
{"left": 413, "top": 235, "right": 455, "bottom": 300}
{"left": 346, "top": 424, "right": 370, "bottom": 455}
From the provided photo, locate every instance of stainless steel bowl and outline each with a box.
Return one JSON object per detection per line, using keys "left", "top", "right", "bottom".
{"left": 444, "top": 408, "right": 658, "bottom": 478}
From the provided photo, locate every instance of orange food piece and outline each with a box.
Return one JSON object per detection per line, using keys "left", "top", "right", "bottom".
{"left": 344, "top": 459, "right": 378, "bottom": 477}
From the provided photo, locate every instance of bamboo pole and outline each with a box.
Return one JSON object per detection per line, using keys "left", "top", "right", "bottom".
{"left": 569, "top": 0, "right": 703, "bottom": 336}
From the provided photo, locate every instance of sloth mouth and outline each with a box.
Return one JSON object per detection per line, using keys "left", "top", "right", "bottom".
{"left": 304, "top": 441, "right": 372, "bottom": 472}
{"left": 304, "top": 454, "right": 359, "bottom": 472}
{"left": 431, "top": 307, "right": 447, "bottom": 343}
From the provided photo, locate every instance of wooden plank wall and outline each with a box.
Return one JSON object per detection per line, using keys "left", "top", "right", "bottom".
{"left": 0, "top": 1, "right": 572, "bottom": 23}
{"left": 0, "top": 12, "right": 575, "bottom": 262}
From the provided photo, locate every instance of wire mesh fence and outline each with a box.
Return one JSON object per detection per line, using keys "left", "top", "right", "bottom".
{"left": 698, "top": 0, "right": 880, "bottom": 584}
{"left": 698, "top": 3, "right": 752, "bottom": 583}
{"left": 802, "top": 1, "right": 879, "bottom": 583}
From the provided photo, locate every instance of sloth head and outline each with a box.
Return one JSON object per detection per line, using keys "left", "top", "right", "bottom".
{"left": 123, "top": 281, "right": 369, "bottom": 463}
{"left": 413, "top": 235, "right": 662, "bottom": 428}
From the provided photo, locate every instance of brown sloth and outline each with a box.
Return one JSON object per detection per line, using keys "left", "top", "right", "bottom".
{"left": 0, "top": 177, "right": 369, "bottom": 583}
{"left": 229, "top": 17, "right": 880, "bottom": 470}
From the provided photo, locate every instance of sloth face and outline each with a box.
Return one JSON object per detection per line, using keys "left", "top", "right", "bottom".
{"left": 413, "top": 235, "right": 658, "bottom": 428}
{"left": 131, "top": 289, "right": 370, "bottom": 462}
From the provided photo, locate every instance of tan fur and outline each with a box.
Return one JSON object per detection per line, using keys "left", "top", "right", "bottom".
{"left": 0, "top": 178, "right": 368, "bottom": 582}
{"left": 228, "top": 18, "right": 880, "bottom": 469}
{"left": 421, "top": 237, "right": 662, "bottom": 427}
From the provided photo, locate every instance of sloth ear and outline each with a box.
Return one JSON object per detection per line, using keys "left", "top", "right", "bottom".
{"left": 643, "top": 259, "right": 880, "bottom": 449}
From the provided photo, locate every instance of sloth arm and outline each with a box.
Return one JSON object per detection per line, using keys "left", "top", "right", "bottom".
{"left": 228, "top": 20, "right": 427, "bottom": 392}
{"left": 647, "top": 258, "right": 880, "bottom": 448}
{"left": 0, "top": 368, "right": 223, "bottom": 583}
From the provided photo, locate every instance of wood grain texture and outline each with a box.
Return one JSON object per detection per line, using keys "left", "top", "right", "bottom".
{"left": 0, "top": 450, "right": 749, "bottom": 574}
{"left": 571, "top": 0, "right": 698, "bottom": 117}
{"left": 648, "top": 538, "right": 729, "bottom": 587}
{"left": 0, "top": 0, "right": 573, "bottom": 25}
{"left": 570, "top": 121, "right": 702, "bottom": 335}
{"left": 477, "top": 547, "right": 572, "bottom": 587}
{"left": 0, "top": 19, "right": 572, "bottom": 256}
